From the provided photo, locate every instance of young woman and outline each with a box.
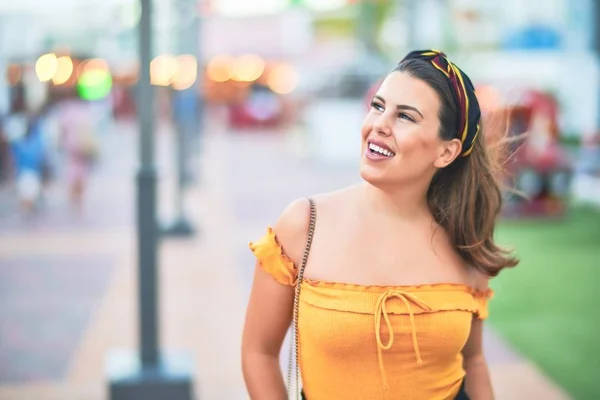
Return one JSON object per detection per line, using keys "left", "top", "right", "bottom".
{"left": 242, "top": 50, "right": 518, "bottom": 400}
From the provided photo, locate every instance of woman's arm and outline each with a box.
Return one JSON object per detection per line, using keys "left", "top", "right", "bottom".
{"left": 462, "top": 318, "right": 494, "bottom": 400}
{"left": 462, "top": 273, "right": 495, "bottom": 400}
{"left": 242, "top": 264, "right": 293, "bottom": 400}
{"left": 242, "top": 199, "right": 310, "bottom": 400}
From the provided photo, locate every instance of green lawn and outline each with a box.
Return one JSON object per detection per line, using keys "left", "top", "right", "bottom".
{"left": 490, "top": 206, "right": 600, "bottom": 400}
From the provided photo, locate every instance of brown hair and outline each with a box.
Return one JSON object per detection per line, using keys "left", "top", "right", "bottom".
{"left": 394, "top": 59, "right": 519, "bottom": 277}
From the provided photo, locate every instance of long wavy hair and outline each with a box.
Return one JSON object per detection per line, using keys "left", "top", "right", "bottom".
{"left": 393, "top": 59, "right": 519, "bottom": 277}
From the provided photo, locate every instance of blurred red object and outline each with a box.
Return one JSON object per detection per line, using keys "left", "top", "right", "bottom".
{"left": 228, "top": 85, "right": 284, "bottom": 129}
{"left": 499, "top": 90, "right": 572, "bottom": 218}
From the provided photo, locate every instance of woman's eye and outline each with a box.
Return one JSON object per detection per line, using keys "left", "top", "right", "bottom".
{"left": 398, "top": 112, "right": 414, "bottom": 122}
{"left": 370, "top": 101, "right": 384, "bottom": 112}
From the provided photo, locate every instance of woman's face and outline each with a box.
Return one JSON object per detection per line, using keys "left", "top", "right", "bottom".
{"left": 359, "top": 71, "right": 460, "bottom": 190}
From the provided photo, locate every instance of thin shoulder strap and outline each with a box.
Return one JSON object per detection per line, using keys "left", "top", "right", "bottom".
{"left": 298, "top": 197, "right": 317, "bottom": 281}
{"left": 287, "top": 197, "right": 317, "bottom": 399}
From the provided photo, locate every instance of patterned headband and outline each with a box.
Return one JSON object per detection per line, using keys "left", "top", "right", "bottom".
{"left": 400, "top": 49, "right": 481, "bottom": 157}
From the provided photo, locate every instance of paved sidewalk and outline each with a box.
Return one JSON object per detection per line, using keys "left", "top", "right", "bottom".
{"left": 0, "top": 123, "right": 247, "bottom": 399}
{"left": 0, "top": 122, "right": 571, "bottom": 399}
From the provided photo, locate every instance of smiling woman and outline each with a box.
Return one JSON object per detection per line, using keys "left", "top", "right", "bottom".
{"left": 242, "top": 50, "right": 519, "bottom": 400}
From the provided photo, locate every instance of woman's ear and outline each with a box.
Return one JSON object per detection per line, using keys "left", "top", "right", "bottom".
{"left": 434, "top": 138, "right": 462, "bottom": 168}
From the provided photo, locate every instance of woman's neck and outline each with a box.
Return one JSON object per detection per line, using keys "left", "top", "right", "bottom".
{"left": 360, "top": 180, "right": 431, "bottom": 222}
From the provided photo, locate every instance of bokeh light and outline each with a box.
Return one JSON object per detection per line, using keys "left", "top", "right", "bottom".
{"left": 150, "top": 54, "right": 178, "bottom": 86}
{"left": 207, "top": 55, "right": 236, "bottom": 83}
{"left": 232, "top": 54, "right": 265, "bottom": 82}
{"left": 77, "top": 58, "right": 110, "bottom": 78}
{"left": 52, "top": 56, "right": 74, "bottom": 85}
{"left": 77, "top": 69, "right": 113, "bottom": 101}
{"left": 35, "top": 53, "right": 59, "bottom": 82}
{"left": 172, "top": 54, "right": 198, "bottom": 91}
{"left": 267, "top": 63, "right": 299, "bottom": 94}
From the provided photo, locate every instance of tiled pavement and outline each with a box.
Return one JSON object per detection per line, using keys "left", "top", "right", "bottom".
{"left": 0, "top": 120, "right": 570, "bottom": 399}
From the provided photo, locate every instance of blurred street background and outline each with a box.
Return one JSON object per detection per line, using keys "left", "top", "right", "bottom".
{"left": 0, "top": 0, "right": 599, "bottom": 399}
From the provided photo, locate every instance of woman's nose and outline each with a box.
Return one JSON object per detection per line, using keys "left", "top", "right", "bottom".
{"left": 373, "top": 113, "right": 392, "bottom": 137}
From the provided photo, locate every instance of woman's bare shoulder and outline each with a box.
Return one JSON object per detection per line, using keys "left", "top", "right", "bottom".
{"left": 272, "top": 196, "right": 317, "bottom": 265}
{"left": 272, "top": 199, "right": 311, "bottom": 263}
{"left": 275, "top": 186, "right": 357, "bottom": 230}
{"left": 274, "top": 186, "right": 359, "bottom": 261}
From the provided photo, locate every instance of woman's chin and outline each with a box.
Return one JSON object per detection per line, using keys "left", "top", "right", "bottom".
{"left": 359, "top": 162, "right": 389, "bottom": 186}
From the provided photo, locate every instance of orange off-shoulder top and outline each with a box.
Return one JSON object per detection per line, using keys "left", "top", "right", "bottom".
{"left": 249, "top": 227, "right": 493, "bottom": 400}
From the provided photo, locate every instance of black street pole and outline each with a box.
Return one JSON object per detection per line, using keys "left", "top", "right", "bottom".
{"left": 137, "top": 0, "right": 159, "bottom": 367}
{"left": 108, "top": 0, "right": 194, "bottom": 398}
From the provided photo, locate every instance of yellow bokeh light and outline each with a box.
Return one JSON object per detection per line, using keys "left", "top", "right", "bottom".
{"left": 233, "top": 54, "right": 265, "bottom": 82}
{"left": 35, "top": 53, "right": 58, "bottom": 82}
{"left": 172, "top": 54, "right": 198, "bottom": 91}
{"left": 267, "top": 63, "right": 299, "bottom": 94}
{"left": 52, "top": 56, "right": 74, "bottom": 85}
{"left": 151, "top": 55, "right": 178, "bottom": 86}
{"left": 207, "top": 55, "right": 235, "bottom": 83}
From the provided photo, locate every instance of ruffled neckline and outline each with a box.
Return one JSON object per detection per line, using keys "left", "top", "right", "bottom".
{"left": 303, "top": 279, "right": 493, "bottom": 298}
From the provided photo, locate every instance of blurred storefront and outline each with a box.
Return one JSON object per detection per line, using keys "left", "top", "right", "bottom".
{"left": 1, "top": 0, "right": 599, "bottom": 154}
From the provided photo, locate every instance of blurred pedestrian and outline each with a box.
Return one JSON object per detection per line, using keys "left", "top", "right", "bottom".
{"left": 10, "top": 114, "right": 46, "bottom": 215}
{"left": 57, "top": 99, "right": 99, "bottom": 214}
{"left": 242, "top": 50, "right": 519, "bottom": 400}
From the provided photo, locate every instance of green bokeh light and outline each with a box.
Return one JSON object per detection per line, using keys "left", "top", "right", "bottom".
{"left": 77, "top": 70, "right": 113, "bottom": 101}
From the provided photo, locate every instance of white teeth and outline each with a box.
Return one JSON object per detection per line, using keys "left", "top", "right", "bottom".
{"left": 369, "top": 142, "right": 394, "bottom": 157}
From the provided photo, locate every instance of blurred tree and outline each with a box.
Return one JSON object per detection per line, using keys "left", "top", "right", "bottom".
{"left": 357, "top": 0, "right": 393, "bottom": 56}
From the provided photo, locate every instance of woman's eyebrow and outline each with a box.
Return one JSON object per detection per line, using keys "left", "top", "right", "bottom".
{"left": 374, "top": 95, "right": 424, "bottom": 118}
